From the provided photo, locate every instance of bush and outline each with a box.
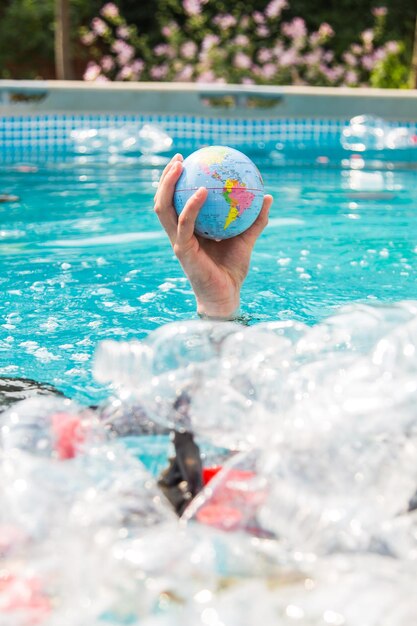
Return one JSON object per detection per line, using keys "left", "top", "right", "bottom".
{"left": 81, "top": 1, "right": 409, "bottom": 88}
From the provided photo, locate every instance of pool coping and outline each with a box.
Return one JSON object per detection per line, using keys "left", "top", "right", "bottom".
{"left": 1, "top": 80, "right": 417, "bottom": 121}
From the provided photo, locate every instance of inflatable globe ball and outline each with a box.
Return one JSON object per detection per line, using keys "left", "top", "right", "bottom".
{"left": 173, "top": 146, "right": 264, "bottom": 240}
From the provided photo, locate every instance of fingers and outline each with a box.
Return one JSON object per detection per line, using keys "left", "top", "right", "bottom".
{"left": 154, "top": 156, "right": 184, "bottom": 244}
{"left": 156, "top": 153, "right": 183, "bottom": 196}
{"left": 241, "top": 194, "right": 273, "bottom": 247}
{"left": 175, "top": 187, "right": 208, "bottom": 254}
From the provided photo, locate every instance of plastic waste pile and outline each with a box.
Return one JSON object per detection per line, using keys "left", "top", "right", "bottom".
{"left": 341, "top": 114, "right": 417, "bottom": 152}
{"left": 70, "top": 124, "right": 173, "bottom": 156}
{"left": 2, "top": 301, "right": 417, "bottom": 624}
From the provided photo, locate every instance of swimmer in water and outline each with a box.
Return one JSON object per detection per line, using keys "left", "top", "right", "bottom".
{"left": 154, "top": 153, "right": 273, "bottom": 320}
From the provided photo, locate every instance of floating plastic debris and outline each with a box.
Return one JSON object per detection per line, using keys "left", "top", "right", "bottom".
{"left": 0, "top": 194, "right": 20, "bottom": 203}
{"left": 341, "top": 114, "right": 417, "bottom": 152}
{"left": 71, "top": 124, "right": 173, "bottom": 156}
{"left": 2, "top": 302, "right": 417, "bottom": 624}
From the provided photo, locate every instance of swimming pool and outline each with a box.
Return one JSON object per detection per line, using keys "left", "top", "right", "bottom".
{"left": 1, "top": 112, "right": 417, "bottom": 404}
{"left": 1, "top": 104, "right": 417, "bottom": 625}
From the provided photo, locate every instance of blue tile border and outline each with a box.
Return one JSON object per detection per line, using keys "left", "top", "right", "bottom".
{"left": 1, "top": 113, "right": 417, "bottom": 162}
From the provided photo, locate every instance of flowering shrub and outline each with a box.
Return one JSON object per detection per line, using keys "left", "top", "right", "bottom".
{"left": 80, "top": 3, "right": 145, "bottom": 81}
{"left": 80, "top": 1, "right": 406, "bottom": 87}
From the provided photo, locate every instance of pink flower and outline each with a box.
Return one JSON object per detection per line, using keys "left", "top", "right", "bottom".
{"left": 351, "top": 43, "right": 362, "bottom": 55}
{"left": 258, "top": 48, "right": 273, "bottom": 63}
{"left": 304, "top": 50, "right": 321, "bottom": 65}
{"left": 372, "top": 6, "right": 388, "bottom": 17}
{"left": 180, "top": 41, "right": 198, "bottom": 59}
{"left": 256, "top": 25, "right": 270, "bottom": 38}
{"left": 361, "top": 29, "right": 374, "bottom": 47}
{"left": 344, "top": 69, "right": 358, "bottom": 85}
{"left": 278, "top": 47, "right": 298, "bottom": 67}
{"left": 361, "top": 54, "right": 376, "bottom": 71}
{"left": 234, "top": 51, "right": 252, "bottom": 69}
{"left": 101, "top": 55, "right": 115, "bottom": 72}
{"left": 213, "top": 14, "right": 236, "bottom": 29}
{"left": 318, "top": 22, "right": 334, "bottom": 40}
{"left": 112, "top": 40, "right": 135, "bottom": 64}
{"left": 261, "top": 62, "right": 276, "bottom": 79}
{"left": 183, "top": 0, "right": 207, "bottom": 15}
{"left": 162, "top": 24, "right": 174, "bottom": 38}
{"left": 150, "top": 65, "right": 169, "bottom": 80}
{"left": 343, "top": 51, "right": 357, "bottom": 66}
{"left": 265, "top": 0, "right": 287, "bottom": 19}
{"left": 154, "top": 44, "right": 170, "bottom": 56}
{"left": 373, "top": 47, "right": 387, "bottom": 62}
{"left": 197, "top": 70, "right": 216, "bottom": 82}
{"left": 81, "top": 31, "right": 96, "bottom": 46}
{"left": 385, "top": 40, "right": 400, "bottom": 55}
{"left": 175, "top": 64, "right": 194, "bottom": 81}
{"left": 309, "top": 32, "right": 320, "bottom": 47}
{"left": 234, "top": 34, "right": 249, "bottom": 46}
{"left": 241, "top": 77, "right": 254, "bottom": 84}
{"left": 100, "top": 3, "right": 119, "bottom": 19}
{"left": 201, "top": 34, "right": 220, "bottom": 50}
{"left": 116, "top": 26, "right": 130, "bottom": 39}
{"left": 117, "top": 66, "right": 135, "bottom": 80}
{"left": 319, "top": 64, "right": 343, "bottom": 83}
{"left": 131, "top": 59, "right": 145, "bottom": 74}
{"left": 272, "top": 42, "right": 284, "bottom": 57}
{"left": 281, "top": 17, "right": 307, "bottom": 40}
{"left": 94, "top": 75, "right": 109, "bottom": 83}
{"left": 252, "top": 11, "right": 265, "bottom": 24}
{"left": 83, "top": 61, "right": 102, "bottom": 81}
{"left": 91, "top": 17, "right": 108, "bottom": 36}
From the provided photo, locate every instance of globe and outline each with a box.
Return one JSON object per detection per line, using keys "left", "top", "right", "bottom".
{"left": 173, "top": 146, "right": 265, "bottom": 240}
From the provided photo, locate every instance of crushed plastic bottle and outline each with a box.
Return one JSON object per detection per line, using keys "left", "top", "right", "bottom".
{"left": 341, "top": 114, "right": 417, "bottom": 152}
{"left": 3, "top": 301, "right": 417, "bottom": 624}
{"left": 71, "top": 124, "right": 173, "bottom": 156}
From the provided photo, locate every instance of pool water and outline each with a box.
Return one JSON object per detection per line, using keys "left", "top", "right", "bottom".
{"left": 0, "top": 149, "right": 416, "bottom": 405}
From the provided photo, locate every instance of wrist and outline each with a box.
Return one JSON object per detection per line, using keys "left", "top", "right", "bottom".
{"left": 196, "top": 298, "right": 240, "bottom": 321}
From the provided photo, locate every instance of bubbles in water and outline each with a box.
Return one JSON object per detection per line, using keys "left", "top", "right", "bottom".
{"left": 71, "top": 124, "right": 173, "bottom": 156}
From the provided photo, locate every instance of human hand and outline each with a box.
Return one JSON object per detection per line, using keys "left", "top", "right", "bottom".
{"left": 154, "top": 153, "right": 273, "bottom": 319}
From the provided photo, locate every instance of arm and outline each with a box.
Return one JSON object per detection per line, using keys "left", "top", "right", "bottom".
{"left": 154, "top": 153, "right": 273, "bottom": 319}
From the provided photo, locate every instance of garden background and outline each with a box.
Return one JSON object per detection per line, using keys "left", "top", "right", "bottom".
{"left": 0, "top": 0, "right": 416, "bottom": 88}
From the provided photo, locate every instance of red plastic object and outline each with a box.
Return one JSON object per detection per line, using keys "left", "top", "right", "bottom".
{"left": 196, "top": 504, "right": 243, "bottom": 530}
{"left": 0, "top": 573, "right": 51, "bottom": 622}
{"left": 202, "top": 466, "right": 223, "bottom": 484}
{"left": 51, "top": 412, "right": 85, "bottom": 460}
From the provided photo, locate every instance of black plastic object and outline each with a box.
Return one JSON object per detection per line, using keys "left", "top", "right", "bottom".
{"left": 158, "top": 430, "right": 204, "bottom": 516}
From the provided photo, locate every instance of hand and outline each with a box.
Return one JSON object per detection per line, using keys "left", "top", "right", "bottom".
{"left": 154, "top": 153, "right": 273, "bottom": 319}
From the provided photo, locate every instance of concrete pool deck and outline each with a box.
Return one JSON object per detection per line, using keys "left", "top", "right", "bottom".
{"left": 1, "top": 81, "right": 417, "bottom": 122}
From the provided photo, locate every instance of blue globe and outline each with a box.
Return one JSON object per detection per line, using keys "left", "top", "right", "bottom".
{"left": 173, "top": 146, "right": 264, "bottom": 240}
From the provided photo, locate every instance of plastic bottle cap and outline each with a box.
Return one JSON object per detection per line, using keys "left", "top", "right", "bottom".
{"left": 202, "top": 466, "right": 222, "bottom": 484}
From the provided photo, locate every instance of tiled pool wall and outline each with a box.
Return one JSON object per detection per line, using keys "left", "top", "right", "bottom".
{"left": 1, "top": 82, "right": 417, "bottom": 162}
{"left": 1, "top": 113, "right": 417, "bottom": 162}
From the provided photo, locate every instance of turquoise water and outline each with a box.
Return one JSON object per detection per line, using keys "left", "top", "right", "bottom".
{"left": 0, "top": 156, "right": 416, "bottom": 404}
